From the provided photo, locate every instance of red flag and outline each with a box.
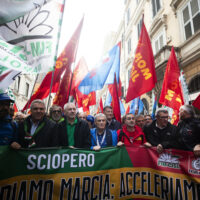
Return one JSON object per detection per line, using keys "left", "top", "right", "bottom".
{"left": 159, "top": 46, "right": 184, "bottom": 111}
{"left": 53, "top": 67, "right": 72, "bottom": 107}
{"left": 71, "top": 57, "right": 89, "bottom": 98}
{"left": 126, "top": 105, "right": 130, "bottom": 114}
{"left": 99, "top": 98, "right": 103, "bottom": 113}
{"left": 192, "top": 94, "right": 200, "bottom": 110}
{"left": 97, "top": 98, "right": 104, "bottom": 113}
{"left": 171, "top": 110, "right": 179, "bottom": 125}
{"left": 110, "top": 74, "right": 121, "bottom": 123}
{"left": 71, "top": 57, "right": 96, "bottom": 110}
{"left": 81, "top": 92, "right": 96, "bottom": 112}
{"left": 22, "top": 17, "right": 84, "bottom": 111}
{"left": 126, "top": 21, "right": 157, "bottom": 103}
{"left": 13, "top": 103, "right": 18, "bottom": 114}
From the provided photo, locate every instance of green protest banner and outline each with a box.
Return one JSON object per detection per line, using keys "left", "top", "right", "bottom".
{"left": 0, "top": 145, "right": 199, "bottom": 199}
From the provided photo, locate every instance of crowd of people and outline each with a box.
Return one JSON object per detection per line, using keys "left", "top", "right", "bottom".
{"left": 1, "top": 93, "right": 200, "bottom": 157}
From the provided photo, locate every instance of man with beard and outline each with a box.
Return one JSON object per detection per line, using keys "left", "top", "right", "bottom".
{"left": 0, "top": 93, "right": 17, "bottom": 145}
{"left": 49, "top": 105, "right": 64, "bottom": 123}
{"left": 117, "top": 113, "right": 149, "bottom": 146}
{"left": 176, "top": 105, "right": 200, "bottom": 156}
{"left": 11, "top": 99, "right": 57, "bottom": 149}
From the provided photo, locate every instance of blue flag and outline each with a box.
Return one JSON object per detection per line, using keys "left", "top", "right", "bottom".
{"left": 120, "top": 100, "right": 125, "bottom": 116}
{"left": 129, "top": 98, "right": 139, "bottom": 115}
{"left": 105, "top": 91, "right": 112, "bottom": 106}
{"left": 78, "top": 44, "right": 120, "bottom": 95}
{"left": 151, "top": 93, "right": 157, "bottom": 120}
{"left": 129, "top": 98, "right": 144, "bottom": 115}
{"left": 138, "top": 98, "right": 144, "bottom": 114}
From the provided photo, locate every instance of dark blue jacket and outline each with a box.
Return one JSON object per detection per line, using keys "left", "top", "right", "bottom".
{"left": 90, "top": 128, "right": 117, "bottom": 149}
{"left": 0, "top": 115, "right": 18, "bottom": 145}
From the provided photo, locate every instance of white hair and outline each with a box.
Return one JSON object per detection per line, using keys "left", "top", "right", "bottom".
{"left": 180, "top": 105, "right": 195, "bottom": 117}
{"left": 95, "top": 113, "right": 106, "bottom": 121}
{"left": 155, "top": 108, "right": 168, "bottom": 116}
{"left": 63, "top": 102, "right": 76, "bottom": 111}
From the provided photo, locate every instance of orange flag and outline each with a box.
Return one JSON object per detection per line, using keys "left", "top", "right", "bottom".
{"left": 126, "top": 20, "right": 157, "bottom": 103}
{"left": 110, "top": 74, "right": 121, "bottom": 123}
{"left": 159, "top": 46, "right": 184, "bottom": 111}
{"left": 53, "top": 18, "right": 84, "bottom": 107}
{"left": 22, "top": 17, "right": 84, "bottom": 111}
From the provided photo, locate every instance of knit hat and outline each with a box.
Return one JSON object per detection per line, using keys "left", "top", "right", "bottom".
{"left": 0, "top": 93, "right": 14, "bottom": 103}
{"left": 86, "top": 115, "right": 94, "bottom": 124}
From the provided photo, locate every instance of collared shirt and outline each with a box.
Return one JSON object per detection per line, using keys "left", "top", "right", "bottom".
{"left": 66, "top": 118, "right": 78, "bottom": 146}
{"left": 30, "top": 119, "right": 39, "bottom": 136}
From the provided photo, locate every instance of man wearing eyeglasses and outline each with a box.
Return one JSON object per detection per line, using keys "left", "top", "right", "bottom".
{"left": 143, "top": 108, "right": 177, "bottom": 153}
{"left": 0, "top": 93, "right": 17, "bottom": 145}
{"left": 49, "top": 105, "right": 64, "bottom": 123}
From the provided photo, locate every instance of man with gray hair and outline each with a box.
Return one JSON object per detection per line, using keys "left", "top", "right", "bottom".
{"left": 57, "top": 102, "right": 91, "bottom": 148}
{"left": 90, "top": 113, "right": 118, "bottom": 151}
{"left": 11, "top": 99, "right": 57, "bottom": 149}
{"left": 143, "top": 108, "right": 177, "bottom": 153}
{"left": 176, "top": 105, "right": 200, "bottom": 156}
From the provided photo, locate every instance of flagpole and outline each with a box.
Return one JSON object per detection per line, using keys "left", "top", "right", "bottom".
{"left": 67, "top": 63, "right": 75, "bottom": 103}
{"left": 25, "top": 74, "right": 39, "bottom": 114}
{"left": 46, "top": 0, "right": 66, "bottom": 111}
{"left": 66, "top": 16, "right": 84, "bottom": 103}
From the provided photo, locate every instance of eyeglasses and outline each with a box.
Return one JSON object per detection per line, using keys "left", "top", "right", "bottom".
{"left": 158, "top": 116, "right": 170, "bottom": 119}
{"left": 126, "top": 117, "right": 135, "bottom": 120}
{"left": 52, "top": 110, "right": 61, "bottom": 113}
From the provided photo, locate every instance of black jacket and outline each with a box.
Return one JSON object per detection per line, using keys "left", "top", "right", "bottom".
{"left": 18, "top": 116, "right": 57, "bottom": 148}
{"left": 176, "top": 117, "right": 200, "bottom": 151}
{"left": 106, "top": 119, "right": 121, "bottom": 131}
{"left": 143, "top": 120, "right": 177, "bottom": 148}
{"left": 57, "top": 118, "right": 91, "bottom": 148}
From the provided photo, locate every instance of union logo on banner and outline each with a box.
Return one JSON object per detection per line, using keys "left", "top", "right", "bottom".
{"left": 189, "top": 158, "right": 200, "bottom": 175}
{"left": 157, "top": 153, "right": 180, "bottom": 169}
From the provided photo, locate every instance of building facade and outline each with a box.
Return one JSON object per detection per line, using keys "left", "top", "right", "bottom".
{"left": 104, "top": 0, "right": 200, "bottom": 114}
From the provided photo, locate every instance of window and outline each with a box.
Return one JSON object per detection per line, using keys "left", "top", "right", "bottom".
{"left": 14, "top": 76, "right": 20, "bottom": 92}
{"left": 152, "top": 31, "right": 165, "bottom": 54}
{"left": 188, "top": 74, "right": 200, "bottom": 94}
{"left": 25, "top": 83, "right": 29, "bottom": 97}
{"left": 137, "top": 18, "right": 143, "bottom": 39}
{"left": 152, "top": 0, "right": 161, "bottom": 17}
{"left": 182, "top": 0, "right": 200, "bottom": 40}
{"left": 127, "top": 38, "right": 131, "bottom": 54}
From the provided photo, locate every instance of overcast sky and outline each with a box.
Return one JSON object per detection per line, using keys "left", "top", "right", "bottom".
{"left": 59, "top": 0, "right": 124, "bottom": 68}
